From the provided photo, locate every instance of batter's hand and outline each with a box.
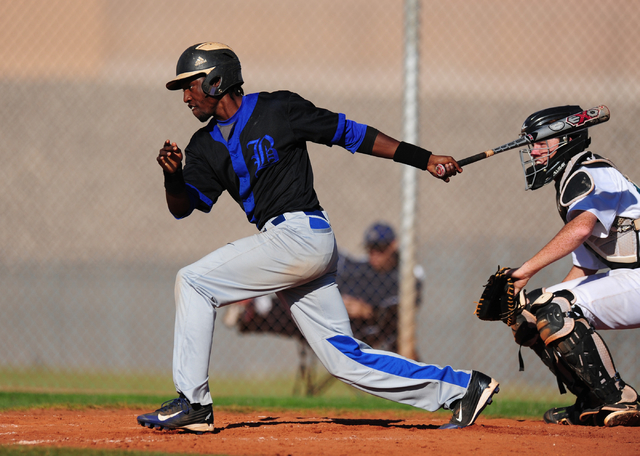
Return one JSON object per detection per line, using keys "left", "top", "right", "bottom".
{"left": 157, "top": 140, "right": 183, "bottom": 173}
{"left": 342, "top": 295, "right": 374, "bottom": 320}
{"left": 427, "top": 155, "right": 462, "bottom": 182}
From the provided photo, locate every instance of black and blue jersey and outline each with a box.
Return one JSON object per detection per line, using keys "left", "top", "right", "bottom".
{"left": 180, "top": 90, "right": 376, "bottom": 229}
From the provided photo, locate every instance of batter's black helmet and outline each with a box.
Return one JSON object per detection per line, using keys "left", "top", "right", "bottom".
{"left": 166, "top": 42, "right": 243, "bottom": 96}
{"left": 519, "top": 105, "right": 591, "bottom": 190}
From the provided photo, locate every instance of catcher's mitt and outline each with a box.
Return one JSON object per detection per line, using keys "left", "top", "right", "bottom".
{"left": 475, "top": 266, "right": 520, "bottom": 326}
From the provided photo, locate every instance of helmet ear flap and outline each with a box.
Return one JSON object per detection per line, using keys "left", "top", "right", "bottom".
{"left": 201, "top": 61, "right": 243, "bottom": 97}
{"left": 202, "top": 71, "right": 221, "bottom": 97}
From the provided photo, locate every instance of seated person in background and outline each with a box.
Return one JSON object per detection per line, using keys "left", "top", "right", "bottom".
{"left": 225, "top": 221, "right": 423, "bottom": 353}
{"left": 338, "top": 222, "right": 424, "bottom": 352}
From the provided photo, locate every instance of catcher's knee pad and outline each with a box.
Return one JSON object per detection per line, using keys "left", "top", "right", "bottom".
{"left": 511, "top": 310, "right": 538, "bottom": 347}
{"left": 510, "top": 288, "right": 549, "bottom": 346}
{"left": 534, "top": 289, "right": 576, "bottom": 345}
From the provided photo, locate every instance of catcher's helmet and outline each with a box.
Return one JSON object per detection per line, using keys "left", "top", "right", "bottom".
{"left": 166, "top": 42, "right": 243, "bottom": 96}
{"left": 519, "top": 105, "right": 591, "bottom": 190}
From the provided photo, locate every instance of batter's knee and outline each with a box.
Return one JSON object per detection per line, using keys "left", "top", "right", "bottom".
{"left": 175, "top": 265, "right": 193, "bottom": 288}
{"left": 175, "top": 265, "right": 216, "bottom": 304}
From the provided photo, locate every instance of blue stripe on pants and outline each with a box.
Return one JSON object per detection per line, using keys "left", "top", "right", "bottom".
{"left": 327, "top": 335, "right": 470, "bottom": 388}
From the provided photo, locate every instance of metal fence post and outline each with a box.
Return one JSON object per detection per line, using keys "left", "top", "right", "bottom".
{"left": 398, "top": 0, "right": 420, "bottom": 360}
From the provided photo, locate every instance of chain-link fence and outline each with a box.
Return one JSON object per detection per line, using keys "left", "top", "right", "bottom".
{"left": 2, "top": 0, "right": 639, "bottom": 401}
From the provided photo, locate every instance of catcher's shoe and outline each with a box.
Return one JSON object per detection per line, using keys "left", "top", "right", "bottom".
{"left": 543, "top": 395, "right": 598, "bottom": 426}
{"left": 137, "top": 394, "right": 214, "bottom": 434}
{"left": 439, "top": 371, "right": 499, "bottom": 429}
{"left": 580, "top": 385, "right": 640, "bottom": 427}
{"left": 543, "top": 404, "right": 597, "bottom": 426}
{"left": 603, "top": 408, "right": 640, "bottom": 427}
{"left": 544, "top": 406, "right": 576, "bottom": 425}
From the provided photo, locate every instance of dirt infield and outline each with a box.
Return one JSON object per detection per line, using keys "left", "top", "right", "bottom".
{"left": 0, "top": 407, "right": 638, "bottom": 455}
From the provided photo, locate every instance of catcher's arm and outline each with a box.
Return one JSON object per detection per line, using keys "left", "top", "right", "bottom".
{"left": 507, "top": 211, "right": 598, "bottom": 294}
{"left": 562, "top": 265, "right": 598, "bottom": 282}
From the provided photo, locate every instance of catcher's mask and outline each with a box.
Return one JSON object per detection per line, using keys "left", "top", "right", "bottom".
{"left": 519, "top": 105, "right": 591, "bottom": 190}
{"left": 166, "top": 42, "right": 243, "bottom": 97}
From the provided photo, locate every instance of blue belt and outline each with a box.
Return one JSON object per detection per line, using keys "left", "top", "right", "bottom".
{"left": 270, "top": 210, "right": 325, "bottom": 227}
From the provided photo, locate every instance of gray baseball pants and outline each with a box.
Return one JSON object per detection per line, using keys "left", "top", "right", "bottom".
{"left": 172, "top": 210, "right": 472, "bottom": 411}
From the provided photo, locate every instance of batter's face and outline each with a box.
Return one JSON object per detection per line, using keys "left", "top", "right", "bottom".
{"left": 181, "top": 77, "right": 219, "bottom": 122}
{"left": 530, "top": 137, "right": 560, "bottom": 165}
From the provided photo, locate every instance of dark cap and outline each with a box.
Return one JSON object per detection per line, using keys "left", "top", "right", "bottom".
{"left": 364, "top": 222, "right": 396, "bottom": 249}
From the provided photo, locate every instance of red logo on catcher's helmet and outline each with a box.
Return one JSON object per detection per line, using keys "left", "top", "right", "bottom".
{"left": 566, "top": 108, "right": 600, "bottom": 127}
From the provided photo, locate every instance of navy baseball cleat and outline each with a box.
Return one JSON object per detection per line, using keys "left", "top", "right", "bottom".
{"left": 439, "top": 371, "right": 499, "bottom": 429}
{"left": 137, "top": 394, "right": 214, "bottom": 434}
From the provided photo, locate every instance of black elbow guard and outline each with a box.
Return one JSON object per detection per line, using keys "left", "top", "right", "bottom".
{"left": 355, "top": 127, "right": 379, "bottom": 155}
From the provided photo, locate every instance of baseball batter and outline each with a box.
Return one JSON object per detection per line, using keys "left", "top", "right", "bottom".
{"left": 502, "top": 106, "right": 640, "bottom": 426}
{"left": 136, "top": 42, "right": 499, "bottom": 433}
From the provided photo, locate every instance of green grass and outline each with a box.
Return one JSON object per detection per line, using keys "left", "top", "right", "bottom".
{"left": 0, "top": 366, "right": 574, "bottom": 419}
{"left": 0, "top": 368, "right": 346, "bottom": 397}
{"left": 0, "top": 390, "right": 569, "bottom": 419}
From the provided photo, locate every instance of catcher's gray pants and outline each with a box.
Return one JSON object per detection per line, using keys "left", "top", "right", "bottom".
{"left": 172, "top": 211, "right": 472, "bottom": 411}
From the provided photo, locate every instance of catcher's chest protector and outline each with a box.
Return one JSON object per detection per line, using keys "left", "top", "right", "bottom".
{"left": 555, "top": 151, "right": 640, "bottom": 269}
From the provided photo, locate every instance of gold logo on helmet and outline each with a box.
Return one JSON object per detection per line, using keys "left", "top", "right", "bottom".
{"left": 196, "top": 42, "right": 233, "bottom": 52}
{"left": 194, "top": 56, "right": 207, "bottom": 67}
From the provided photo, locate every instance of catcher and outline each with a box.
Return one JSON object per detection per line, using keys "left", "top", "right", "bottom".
{"left": 476, "top": 105, "right": 640, "bottom": 427}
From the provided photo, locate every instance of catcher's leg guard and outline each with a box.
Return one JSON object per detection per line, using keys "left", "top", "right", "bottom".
{"left": 510, "top": 290, "right": 588, "bottom": 394}
{"left": 510, "top": 300, "right": 595, "bottom": 424}
{"left": 534, "top": 289, "right": 639, "bottom": 423}
{"left": 517, "top": 290, "right": 582, "bottom": 393}
{"left": 508, "top": 289, "right": 605, "bottom": 425}
{"left": 528, "top": 338, "right": 589, "bottom": 398}
{"left": 529, "top": 337, "right": 601, "bottom": 425}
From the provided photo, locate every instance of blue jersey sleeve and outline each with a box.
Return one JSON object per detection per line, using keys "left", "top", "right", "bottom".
{"left": 335, "top": 118, "right": 369, "bottom": 153}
